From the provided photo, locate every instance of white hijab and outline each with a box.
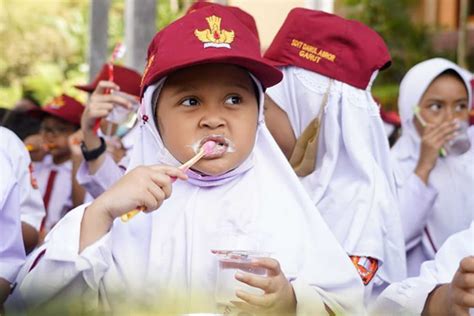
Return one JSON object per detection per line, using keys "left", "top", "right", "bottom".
{"left": 391, "top": 58, "right": 474, "bottom": 255}
{"left": 37, "top": 75, "right": 364, "bottom": 314}
{"left": 266, "top": 66, "right": 406, "bottom": 284}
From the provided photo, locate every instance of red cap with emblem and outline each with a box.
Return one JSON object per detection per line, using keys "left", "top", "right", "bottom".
{"left": 186, "top": 1, "right": 260, "bottom": 43}
{"left": 264, "top": 8, "right": 391, "bottom": 90}
{"left": 140, "top": 4, "right": 282, "bottom": 96}
{"left": 75, "top": 64, "right": 142, "bottom": 97}
{"left": 41, "top": 94, "right": 84, "bottom": 126}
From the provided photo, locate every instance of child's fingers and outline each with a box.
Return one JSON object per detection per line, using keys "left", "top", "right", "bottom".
{"left": 235, "top": 272, "right": 272, "bottom": 292}
{"left": 251, "top": 257, "right": 281, "bottom": 277}
{"left": 92, "top": 80, "right": 120, "bottom": 96}
{"left": 460, "top": 256, "right": 474, "bottom": 274}
{"left": 235, "top": 289, "right": 275, "bottom": 309}
{"left": 138, "top": 196, "right": 158, "bottom": 213}
{"left": 89, "top": 103, "right": 115, "bottom": 117}
{"left": 92, "top": 94, "right": 132, "bottom": 109}
{"left": 426, "top": 121, "right": 458, "bottom": 139}
{"left": 141, "top": 186, "right": 165, "bottom": 212}
{"left": 150, "top": 165, "right": 188, "bottom": 180}
{"left": 149, "top": 172, "right": 173, "bottom": 199}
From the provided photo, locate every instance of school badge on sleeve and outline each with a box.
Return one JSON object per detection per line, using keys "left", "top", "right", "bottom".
{"left": 350, "top": 255, "right": 379, "bottom": 285}
{"left": 194, "top": 15, "right": 234, "bottom": 48}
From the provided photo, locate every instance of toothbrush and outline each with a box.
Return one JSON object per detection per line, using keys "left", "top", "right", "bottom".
{"left": 120, "top": 140, "right": 217, "bottom": 222}
{"left": 93, "top": 43, "right": 126, "bottom": 135}
{"left": 414, "top": 106, "right": 446, "bottom": 157}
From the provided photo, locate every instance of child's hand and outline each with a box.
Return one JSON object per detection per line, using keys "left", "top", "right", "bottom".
{"left": 92, "top": 165, "right": 188, "bottom": 220}
{"left": 446, "top": 256, "right": 474, "bottom": 315}
{"left": 415, "top": 120, "right": 458, "bottom": 183}
{"left": 81, "top": 80, "right": 132, "bottom": 133}
{"left": 232, "top": 257, "right": 296, "bottom": 315}
{"left": 24, "top": 133, "right": 47, "bottom": 162}
{"left": 68, "top": 130, "right": 84, "bottom": 159}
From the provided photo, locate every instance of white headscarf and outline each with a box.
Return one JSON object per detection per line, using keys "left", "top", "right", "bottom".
{"left": 53, "top": 74, "right": 364, "bottom": 314}
{"left": 266, "top": 66, "right": 406, "bottom": 284}
{"left": 391, "top": 58, "right": 474, "bottom": 254}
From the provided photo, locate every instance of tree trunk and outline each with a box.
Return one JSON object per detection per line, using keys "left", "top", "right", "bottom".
{"left": 88, "top": 0, "right": 110, "bottom": 81}
{"left": 125, "top": 0, "right": 157, "bottom": 72}
{"left": 457, "top": 0, "right": 468, "bottom": 68}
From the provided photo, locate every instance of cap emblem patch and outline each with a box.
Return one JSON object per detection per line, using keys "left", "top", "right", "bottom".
{"left": 194, "top": 15, "right": 234, "bottom": 49}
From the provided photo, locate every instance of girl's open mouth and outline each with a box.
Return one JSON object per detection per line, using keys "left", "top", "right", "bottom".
{"left": 199, "top": 135, "right": 229, "bottom": 159}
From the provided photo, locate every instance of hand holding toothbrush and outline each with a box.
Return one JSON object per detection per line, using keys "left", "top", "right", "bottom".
{"left": 120, "top": 140, "right": 217, "bottom": 222}
{"left": 414, "top": 110, "right": 459, "bottom": 184}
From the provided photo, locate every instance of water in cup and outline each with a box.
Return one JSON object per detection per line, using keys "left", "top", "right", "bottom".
{"left": 445, "top": 120, "right": 471, "bottom": 156}
{"left": 215, "top": 251, "right": 268, "bottom": 306}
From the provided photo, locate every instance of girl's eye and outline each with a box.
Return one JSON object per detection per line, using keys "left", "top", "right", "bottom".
{"left": 181, "top": 97, "right": 199, "bottom": 107}
{"left": 428, "top": 103, "right": 442, "bottom": 112}
{"left": 455, "top": 103, "right": 468, "bottom": 112}
{"left": 225, "top": 95, "right": 241, "bottom": 105}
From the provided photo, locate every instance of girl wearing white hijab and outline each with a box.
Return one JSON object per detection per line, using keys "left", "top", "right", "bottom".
{"left": 372, "top": 221, "right": 474, "bottom": 315}
{"left": 263, "top": 8, "right": 406, "bottom": 301}
{"left": 12, "top": 5, "right": 364, "bottom": 315}
{"left": 391, "top": 58, "right": 473, "bottom": 277}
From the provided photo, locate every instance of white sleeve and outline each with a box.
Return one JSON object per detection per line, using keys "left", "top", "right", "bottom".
{"left": 76, "top": 154, "right": 125, "bottom": 198}
{"left": 17, "top": 205, "right": 113, "bottom": 309}
{"left": 371, "top": 222, "right": 474, "bottom": 315}
{"left": 0, "top": 153, "right": 26, "bottom": 283}
{"left": 18, "top": 156, "right": 45, "bottom": 231}
{"left": 397, "top": 173, "right": 438, "bottom": 249}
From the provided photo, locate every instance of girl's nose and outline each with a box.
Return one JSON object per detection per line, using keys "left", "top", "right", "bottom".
{"left": 199, "top": 107, "right": 226, "bottom": 129}
{"left": 445, "top": 106, "right": 455, "bottom": 121}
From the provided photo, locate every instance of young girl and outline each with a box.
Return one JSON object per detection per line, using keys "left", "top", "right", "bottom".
{"left": 263, "top": 8, "right": 406, "bottom": 300}
{"left": 390, "top": 58, "right": 473, "bottom": 277}
{"left": 14, "top": 5, "right": 364, "bottom": 315}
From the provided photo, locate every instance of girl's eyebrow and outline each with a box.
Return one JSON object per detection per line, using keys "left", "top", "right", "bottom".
{"left": 168, "top": 82, "right": 252, "bottom": 96}
{"left": 424, "top": 98, "right": 445, "bottom": 104}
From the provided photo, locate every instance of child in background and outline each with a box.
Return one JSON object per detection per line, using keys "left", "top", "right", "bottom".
{"left": 33, "top": 94, "right": 85, "bottom": 236}
{"left": 0, "top": 127, "right": 27, "bottom": 312}
{"left": 74, "top": 64, "right": 142, "bottom": 198}
{"left": 372, "top": 222, "right": 474, "bottom": 315}
{"left": 15, "top": 5, "right": 364, "bottom": 315}
{"left": 263, "top": 8, "right": 406, "bottom": 301}
{"left": 390, "top": 58, "right": 473, "bottom": 277}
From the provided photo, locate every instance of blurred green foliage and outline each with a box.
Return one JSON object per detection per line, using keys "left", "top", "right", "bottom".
{"left": 342, "top": 0, "right": 457, "bottom": 110}
{"left": 0, "top": 0, "right": 182, "bottom": 109}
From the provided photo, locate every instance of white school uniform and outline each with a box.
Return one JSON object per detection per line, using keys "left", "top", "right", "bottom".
{"left": 76, "top": 154, "right": 126, "bottom": 199}
{"left": 0, "top": 127, "right": 27, "bottom": 283}
{"left": 0, "top": 128, "right": 45, "bottom": 232}
{"left": 266, "top": 67, "right": 406, "bottom": 294}
{"left": 372, "top": 221, "right": 474, "bottom": 315}
{"left": 14, "top": 78, "right": 365, "bottom": 315}
{"left": 33, "top": 154, "right": 73, "bottom": 233}
{"left": 391, "top": 58, "right": 474, "bottom": 277}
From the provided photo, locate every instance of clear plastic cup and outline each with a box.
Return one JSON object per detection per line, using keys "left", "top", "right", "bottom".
{"left": 214, "top": 250, "right": 269, "bottom": 306}
{"left": 106, "top": 90, "right": 140, "bottom": 125}
{"left": 445, "top": 120, "right": 471, "bottom": 156}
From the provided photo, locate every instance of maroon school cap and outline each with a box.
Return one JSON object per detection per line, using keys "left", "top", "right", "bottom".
{"left": 140, "top": 4, "right": 282, "bottom": 96}
{"left": 264, "top": 8, "right": 391, "bottom": 90}
{"left": 41, "top": 94, "right": 85, "bottom": 126}
{"left": 75, "top": 64, "right": 142, "bottom": 97}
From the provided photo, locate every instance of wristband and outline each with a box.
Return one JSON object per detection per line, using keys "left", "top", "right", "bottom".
{"left": 80, "top": 137, "right": 106, "bottom": 161}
